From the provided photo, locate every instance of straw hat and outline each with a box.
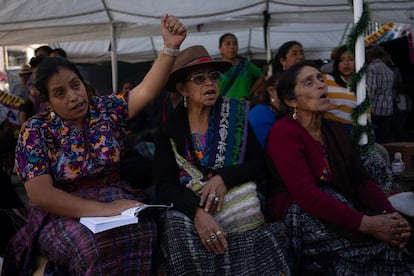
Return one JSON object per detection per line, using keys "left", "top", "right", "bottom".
{"left": 166, "top": 45, "right": 231, "bottom": 92}
{"left": 18, "top": 64, "right": 32, "bottom": 75}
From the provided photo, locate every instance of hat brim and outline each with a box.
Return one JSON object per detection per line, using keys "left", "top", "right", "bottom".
{"left": 166, "top": 60, "right": 232, "bottom": 93}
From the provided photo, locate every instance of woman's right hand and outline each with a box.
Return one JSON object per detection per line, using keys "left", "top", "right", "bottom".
{"left": 194, "top": 208, "right": 228, "bottom": 254}
{"left": 103, "top": 199, "right": 144, "bottom": 216}
{"left": 359, "top": 212, "right": 412, "bottom": 248}
{"left": 160, "top": 14, "right": 187, "bottom": 50}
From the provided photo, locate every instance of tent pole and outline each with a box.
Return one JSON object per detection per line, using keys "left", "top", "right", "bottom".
{"left": 110, "top": 23, "right": 118, "bottom": 93}
{"left": 265, "top": 25, "right": 271, "bottom": 77}
{"left": 102, "top": 0, "right": 118, "bottom": 93}
{"left": 353, "top": 0, "right": 367, "bottom": 145}
{"left": 263, "top": 0, "right": 272, "bottom": 76}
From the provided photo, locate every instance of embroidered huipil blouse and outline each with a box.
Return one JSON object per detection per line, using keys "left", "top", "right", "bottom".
{"left": 15, "top": 93, "right": 129, "bottom": 185}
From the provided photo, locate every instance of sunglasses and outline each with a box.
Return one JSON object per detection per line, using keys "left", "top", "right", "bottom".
{"left": 187, "top": 71, "right": 222, "bottom": 85}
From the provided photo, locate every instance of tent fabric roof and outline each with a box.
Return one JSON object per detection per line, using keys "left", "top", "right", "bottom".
{"left": 1, "top": 0, "right": 413, "bottom": 62}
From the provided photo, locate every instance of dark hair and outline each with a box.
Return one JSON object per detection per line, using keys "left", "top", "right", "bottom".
{"left": 277, "top": 62, "right": 319, "bottom": 117}
{"left": 272, "top": 41, "right": 302, "bottom": 73}
{"left": 251, "top": 72, "right": 282, "bottom": 106}
{"left": 51, "top": 48, "right": 67, "bottom": 59}
{"left": 32, "top": 56, "right": 87, "bottom": 101}
{"left": 120, "top": 79, "right": 133, "bottom": 87}
{"left": 366, "top": 45, "right": 386, "bottom": 59}
{"left": 331, "top": 45, "right": 349, "bottom": 88}
{"left": 219, "top": 33, "right": 237, "bottom": 48}
{"left": 34, "top": 45, "right": 53, "bottom": 56}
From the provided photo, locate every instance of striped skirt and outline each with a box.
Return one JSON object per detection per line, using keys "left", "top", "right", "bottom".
{"left": 157, "top": 209, "right": 291, "bottom": 276}
{"left": 3, "top": 182, "right": 157, "bottom": 275}
{"left": 285, "top": 186, "right": 414, "bottom": 275}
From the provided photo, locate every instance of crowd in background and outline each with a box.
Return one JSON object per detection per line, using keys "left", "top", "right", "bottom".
{"left": 0, "top": 23, "right": 413, "bottom": 275}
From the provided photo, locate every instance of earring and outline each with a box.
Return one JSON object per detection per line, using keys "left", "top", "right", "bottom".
{"left": 283, "top": 64, "right": 287, "bottom": 70}
{"left": 271, "top": 97, "right": 275, "bottom": 103}
{"left": 50, "top": 109, "right": 56, "bottom": 119}
{"left": 292, "top": 107, "right": 297, "bottom": 120}
{"left": 183, "top": 96, "right": 187, "bottom": 108}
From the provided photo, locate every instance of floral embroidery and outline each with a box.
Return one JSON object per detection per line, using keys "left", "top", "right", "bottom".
{"left": 15, "top": 94, "right": 129, "bottom": 184}
{"left": 320, "top": 144, "right": 332, "bottom": 182}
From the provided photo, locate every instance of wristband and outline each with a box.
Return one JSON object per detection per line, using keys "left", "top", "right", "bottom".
{"left": 161, "top": 45, "right": 180, "bottom": 57}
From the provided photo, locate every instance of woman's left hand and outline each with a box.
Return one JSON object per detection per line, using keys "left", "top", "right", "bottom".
{"left": 360, "top": 212, "right": 412, "bottom": 248}
{"left": 198, "top": 175, "right": 227, "bottom": 213}
{"left": 390, "top": 212, "right": 412, "bottom": 248}
{"left": 194, "top": 208, "right": 228, "bottom": 254}
{"left": 160, "top": 14, "right": 187, "bottom": 50}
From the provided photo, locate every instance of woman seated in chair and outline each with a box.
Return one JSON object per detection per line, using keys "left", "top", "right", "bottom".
{"left": 2, "top": 15, "right": 186, "bottom": 275}
{"left": 154, "top": 45, "right": 290, "bottom": 275}
{"left": 266, "top": 62, "right": 414, "bottom": 275}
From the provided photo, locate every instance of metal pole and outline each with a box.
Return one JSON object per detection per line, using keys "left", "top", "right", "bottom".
{"left": 110, "top": 23, "right": 118, "bottom": 93}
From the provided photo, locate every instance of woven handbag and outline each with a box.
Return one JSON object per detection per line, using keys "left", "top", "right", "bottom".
{"left": 170, "top": 139, "right": 265, "bottom": 232}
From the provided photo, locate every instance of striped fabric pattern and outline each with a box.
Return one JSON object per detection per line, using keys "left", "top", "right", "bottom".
{"left": 366, "top": 59, "right": 394, "bottom": 116}
{"left": 3, "top": 182, "right": 157, "bottom": 275}
{"left": 213, "top": 181, "right": 265, "bottom": 233}
{"left": 158, "top": 210, "right": 291, "bottom": 275}
{"left": 323, "top": 74, "right": 356, "bottom": 125}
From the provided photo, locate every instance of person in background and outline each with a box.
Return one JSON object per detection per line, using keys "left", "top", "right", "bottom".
{"left": 323, "top": 45, "right": 393, "bottom": 192}
{"left": 266, "top": 62, "right": 413, "bottom": 275}
{"left": 23, "top": 45, "right": 52, "bottom": 117}
{"left": 320, "top": 46, "right": 340, "bottom": 74}
{"left": 382, "top": 50, "right": 405, "bottom": 141}
{"left": 218, "top": 33, "right": 264, "bottom": 99}
{"left": 0, "top": 107, "right": 26, "bottom": 258}
{"left": 120, "top": 79, "right": 134, "bottom": 93}
{"left": 50, "top": 48, "right": 67, "bottom": 59}
{"left": 18, "top": 59, "right": 48, "bottom": 126}
{"left": 366, "top": 45, "right": 395, "bottom": 143}
{"left": 17, "top": 65, "right": 36, "bottom": 126}
{"left": 154, "top": 45, "right": 290, "bottom": 275}
{"left": 323, "top": 45, "right": 357, "bottom": 130}
{"left": 34, "top": 45, "right": 52, "bottom": 57}
{"left": 0, "top": 110, "right": 19, "bottom": 177}
{"left": 25, "top": 47, "right": 53, "bottom": 116}
{"left": 2, "top": 14, "right": 186, "bottom": 275}
{"left": 248, "top": 72, "right": 282, "bottom": 148}
{"left": 272, "top": 40, "right": 305, "bottom": 73}
{"left": 15, "top": 64, "right": 32, "bottom": 101}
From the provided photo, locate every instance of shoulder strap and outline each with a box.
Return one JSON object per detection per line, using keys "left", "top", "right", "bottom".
{"left": 170, "top": 138, "right": 204, "bottom": 191}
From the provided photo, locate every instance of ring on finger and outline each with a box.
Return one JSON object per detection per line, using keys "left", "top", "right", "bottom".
{"left": 210, "top": 233, "right": 217, "bottom": 241}
{"left": 214, "top": 196, "right": 219, "bottom": 202}
{"left": 208, "top": 193, "right": 216, "bottom": 201}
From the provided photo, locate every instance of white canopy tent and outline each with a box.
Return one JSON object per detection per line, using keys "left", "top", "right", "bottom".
{"left": 1, "top": 0, "right": 413, "bottom": 58}
{"left": 0, "top": 0, "right": 413, "bottom": 90}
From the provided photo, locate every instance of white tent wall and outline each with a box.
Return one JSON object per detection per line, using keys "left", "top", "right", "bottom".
{"left": 0, "top": 0, "right": 413, "bottom": 91}
{"left": 51, "top": 23, "right": 352, "bottom": 64}
{"left": 1, "top": 0, "right": 413, "bottom": 55}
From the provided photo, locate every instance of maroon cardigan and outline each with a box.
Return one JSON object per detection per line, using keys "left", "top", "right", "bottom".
{"left": 266, "top": 116, "right": 394, "bottom": 231}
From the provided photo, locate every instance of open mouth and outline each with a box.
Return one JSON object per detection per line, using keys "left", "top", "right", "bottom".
{"left": 320, "top": 93, "right": 328, "bottom": 99}
{"left": 203, "top": 89, "right": 216, "bottom": 96}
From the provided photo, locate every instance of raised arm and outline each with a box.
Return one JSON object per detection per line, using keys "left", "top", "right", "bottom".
{"left": 128, "top": 14, "right": 187, "bottom": 119}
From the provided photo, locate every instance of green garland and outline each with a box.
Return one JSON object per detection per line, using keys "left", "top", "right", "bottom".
{"left": 346, "top": 0, "right": 374, "bottom": 152}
